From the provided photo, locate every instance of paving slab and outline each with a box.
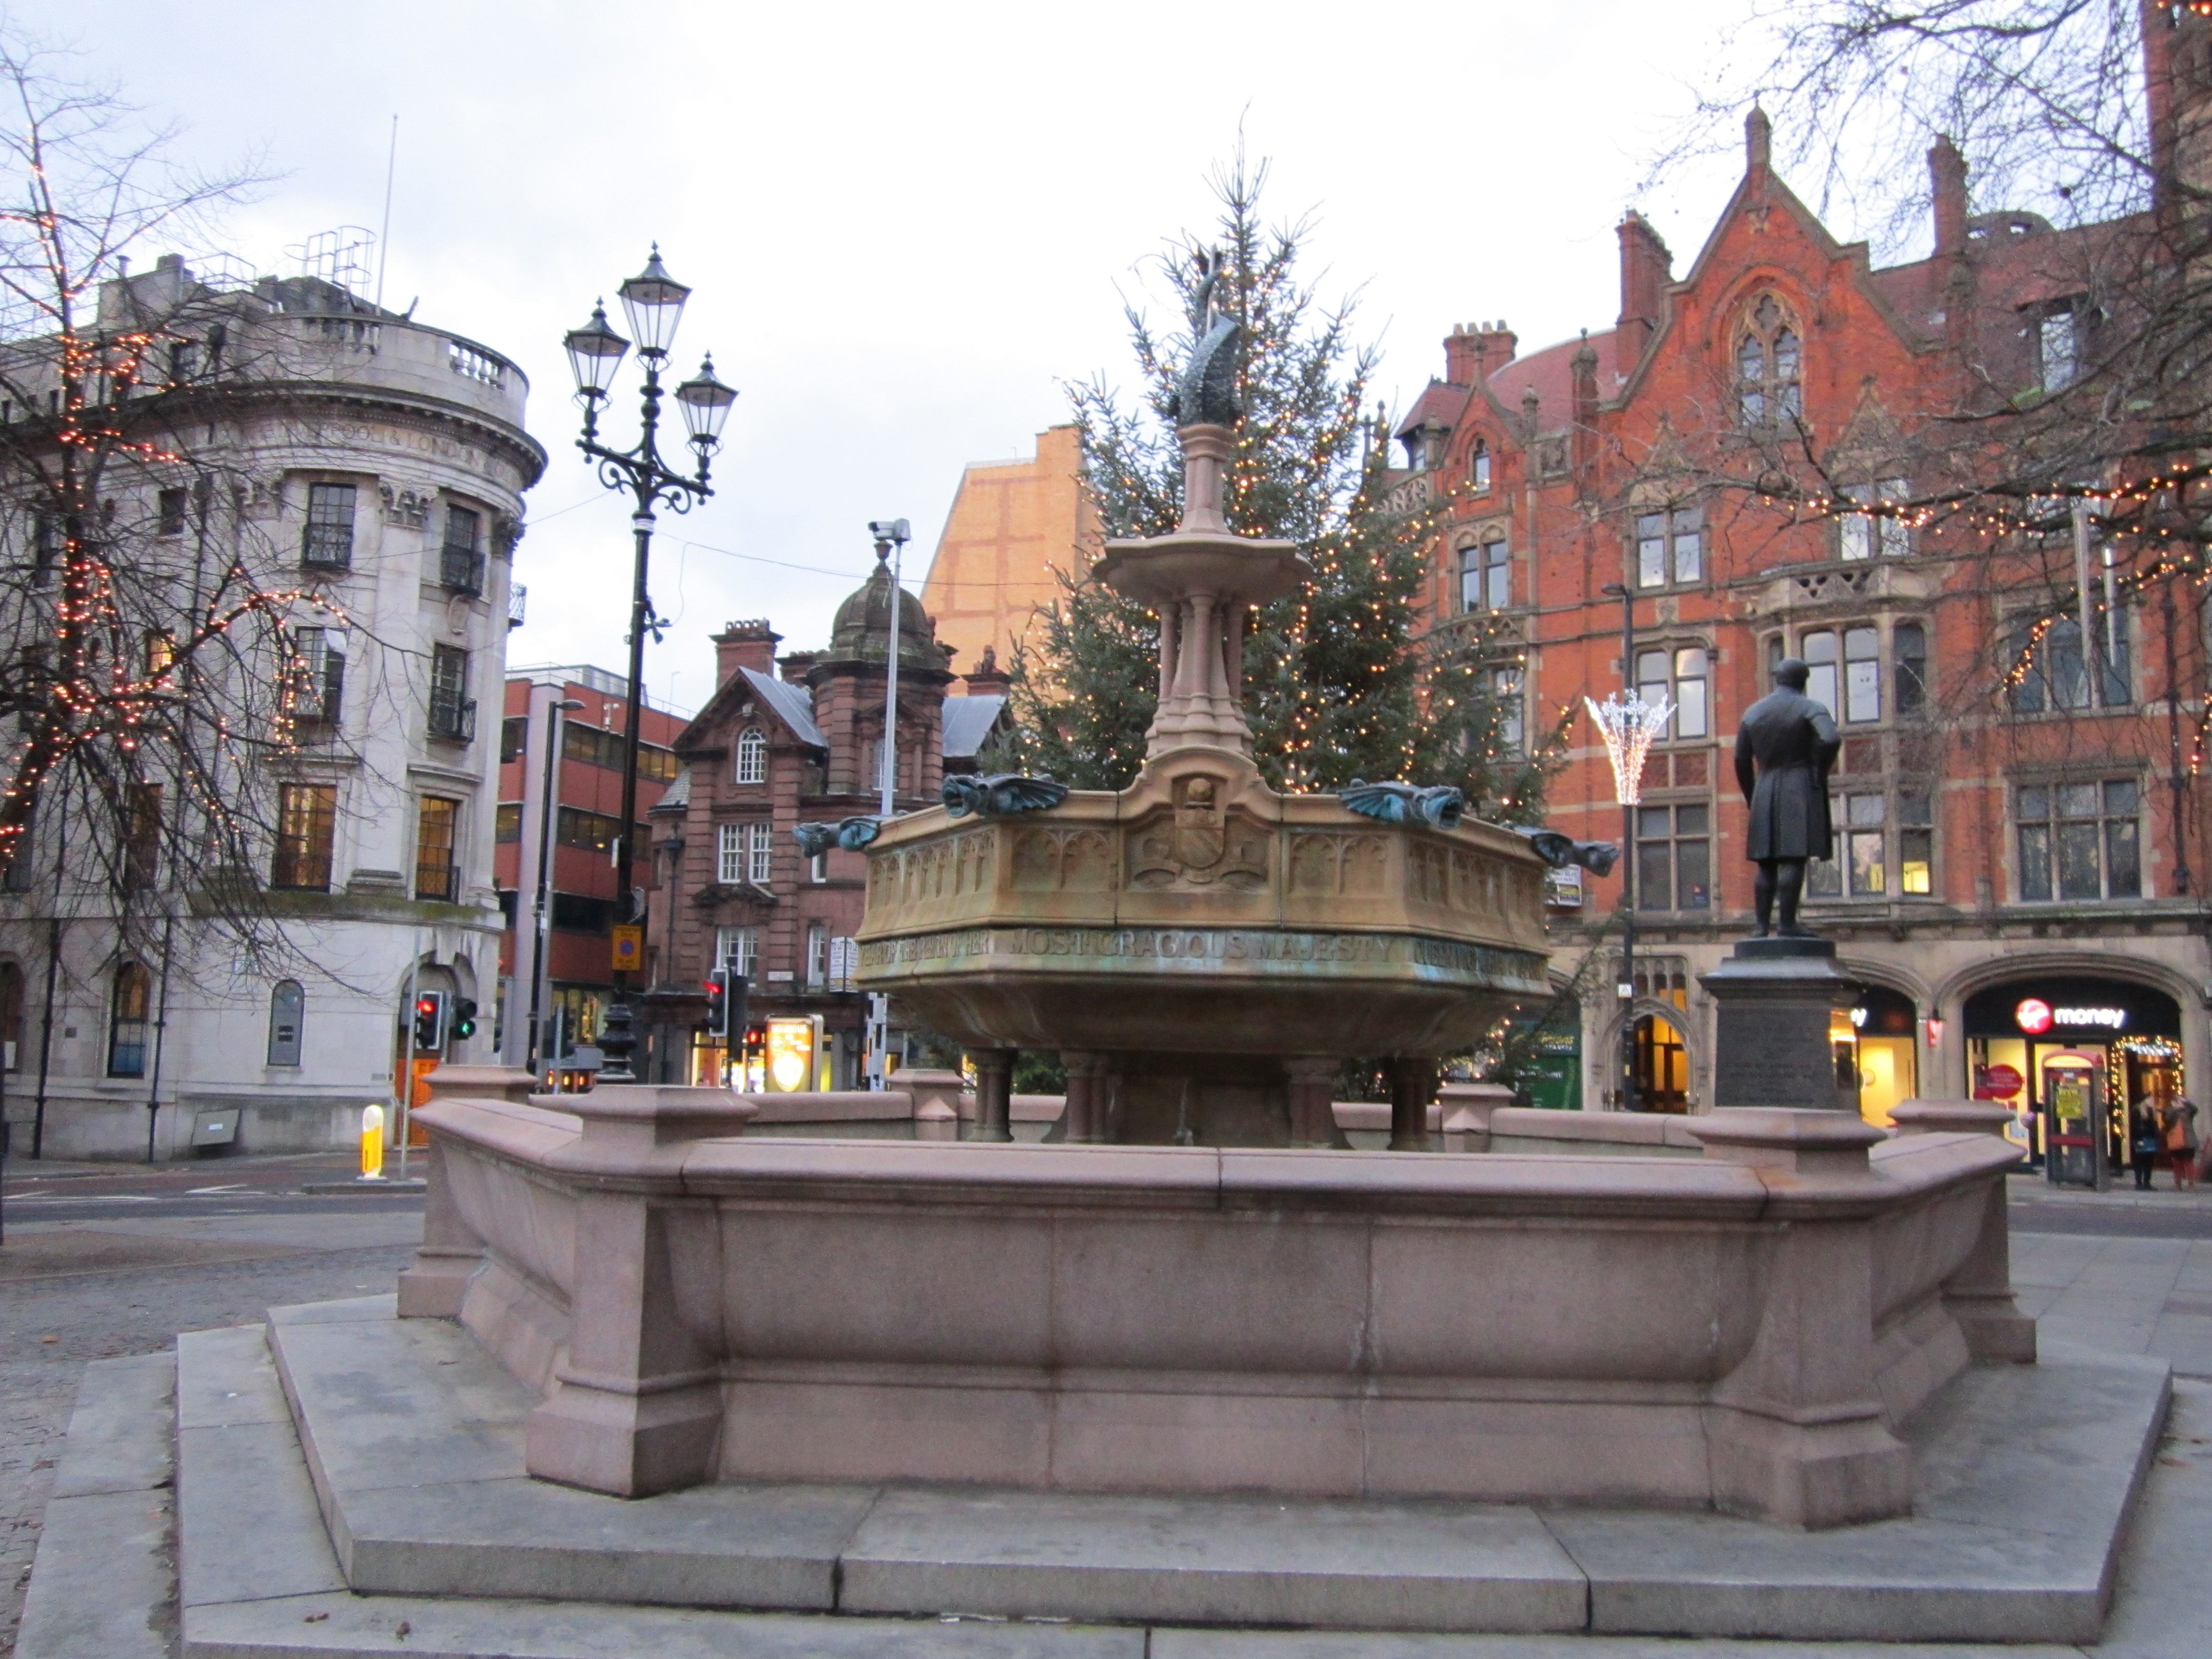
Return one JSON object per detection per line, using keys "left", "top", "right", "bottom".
{"left": 177, "top": 1322, "right": 292, "bottom": 1429}
{"left": 47, "top": 1350, "right": 175, "bottom": 1498}
{"left": 2090, "top": 1377, "right": 2212, "bottom": 1659}
{"left": 182, "top": 1592, "right": 1145, "bottom": 1659}
{"left": 1150, "top": 1636, "right": 2076, "bottom": 1659}
{"left": 14, "top": 1352, "right": 177, "bottom": 1659}
{"left": 1542, "top": 1345, "right": 2170, "bottom": 1644}
{"left": 842, "top": 1488, "right": 1587, "bottom": 1632}
{"left": 177, "top": 1328, "right": 348, "bottom": 1611}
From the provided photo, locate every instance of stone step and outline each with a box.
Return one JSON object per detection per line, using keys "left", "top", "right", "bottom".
{"left": 13, "top": 1307, "right": 2180, "bottom": 1656}
{"left": 260, "top": 1296, "right": 2168, "bottom": 1643}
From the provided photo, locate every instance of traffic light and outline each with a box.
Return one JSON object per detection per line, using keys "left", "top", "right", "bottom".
{"left": 412, "top": 990, "right": 446, "bottom": 1052}
{"left": 727, "top": 972, "right": 750, "bottom": 1046}
{"left": 704, "top": 968, "right": 729, "bottom": 1040}
{"left": 451, "top": 998, "right": 479, "bottom": 1041}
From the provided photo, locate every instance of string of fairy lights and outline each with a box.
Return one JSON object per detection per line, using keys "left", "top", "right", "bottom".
{"left": 2, "top": 318, "right": 342, "bottom": 872}
{"left": 1742, "top": 461, "right": 2212, "bottom": 774}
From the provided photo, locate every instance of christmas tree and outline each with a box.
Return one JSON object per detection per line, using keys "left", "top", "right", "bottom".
{"left": 998, "top": 151, "right": 1560, "bottom": 820}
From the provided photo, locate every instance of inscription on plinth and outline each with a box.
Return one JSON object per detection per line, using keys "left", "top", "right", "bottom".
{"left": 860, "top": 925, "right": 1547, "bottom": 993}
{"left": 1699, "top": 941, "right": 1858, "bottom": 1113}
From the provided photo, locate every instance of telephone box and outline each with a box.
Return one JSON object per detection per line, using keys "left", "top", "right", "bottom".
{"left": 2042, "top": 1049, "right": 2107, "bottom": 1190}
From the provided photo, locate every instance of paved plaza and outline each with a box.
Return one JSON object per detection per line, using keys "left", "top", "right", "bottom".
{"left": 1, "top": 1154, "right": 2208, "bottom": 1655}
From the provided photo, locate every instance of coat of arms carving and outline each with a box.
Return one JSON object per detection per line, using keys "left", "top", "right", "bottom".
{"left": 1128, "top": 774, "right": 1268, "bottom": 890}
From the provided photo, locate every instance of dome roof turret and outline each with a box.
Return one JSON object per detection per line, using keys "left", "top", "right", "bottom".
{"left": 828, "top": 551, "right": 951, "bottom": 673}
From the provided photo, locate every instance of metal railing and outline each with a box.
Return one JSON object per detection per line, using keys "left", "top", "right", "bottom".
{"left": 439, "top": 543, "right": 486, "bottom": 595}
{"left": 427, "top": 692, "right": 477, "bottom": 743}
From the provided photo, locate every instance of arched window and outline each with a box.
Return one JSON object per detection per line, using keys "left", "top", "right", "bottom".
{"left": 268, "top": 980, "right": 305, "bottom": 1067}
{"left": 108, "top": 963, "right": 151, "bottom": 1078}
{"left": 1469, "top": 439, "right": 1491, "bottom": 494}
{"left": 734, "top": 727, "right": 767, "bottom": 784}
{"left": 1736, "top": 294, "right": 1802, "bottom": 425}
{"left": 0, "top": 959, "right": 23, "bottom": 1071}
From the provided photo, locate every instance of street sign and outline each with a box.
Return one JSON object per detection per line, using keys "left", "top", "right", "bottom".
{"left": 610, "top": 925, "right": 643, "bottom": 973}
{"left": 828, "top": 935, "right": 858, "bottom": 991}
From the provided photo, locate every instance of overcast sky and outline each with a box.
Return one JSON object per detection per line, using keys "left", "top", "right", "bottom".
{"left": 11, "top": 0, "right": 1791, "bottom": 715}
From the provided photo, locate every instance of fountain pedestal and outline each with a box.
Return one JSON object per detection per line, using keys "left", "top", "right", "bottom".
{"left": 856, "top": 422, "right": 1551, "bottom": 1146}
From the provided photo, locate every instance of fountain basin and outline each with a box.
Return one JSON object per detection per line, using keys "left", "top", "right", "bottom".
{"left": 405, "top": 1087, "right": 2026, "bottom": 1528}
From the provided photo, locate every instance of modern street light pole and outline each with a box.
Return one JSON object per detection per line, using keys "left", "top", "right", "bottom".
{"left": 865, "top": 517, "right": 910, "bottom": 1090}
{"left": 562, "top": 249, "right": 738, "bottom": 1084}
{"left": 1600, "top": 582, "right": 1641, "bottom": 1113}
{"left": 525, "top": 696, "right": 586, "bottom": 1079}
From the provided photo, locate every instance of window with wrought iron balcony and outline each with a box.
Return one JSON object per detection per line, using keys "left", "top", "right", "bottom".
{"left": 428, "top": 643, "right": 476, "bottom": 743}
{"left": 438, "top": 502, "right": 486, "bottom": 595}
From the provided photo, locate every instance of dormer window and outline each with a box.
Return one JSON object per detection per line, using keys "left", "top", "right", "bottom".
{"left": 1736, "top": 294, "right": 1801, "bottom": 425}
{"left": 734, "top": 726, "right": 767, "bottom": 784}
{"left": 1469, "top": 439, "right": 1491, "bottom": 494}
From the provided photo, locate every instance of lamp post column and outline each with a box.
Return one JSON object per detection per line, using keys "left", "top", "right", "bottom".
{"left": 596, "top": 509, "right": 655, "bottom": 1083}
{"left": 560, "top": 250, "right": 738, "bottom": 1088}
{"left": 526, "top": 695, "right": 584, "bottom": 1078}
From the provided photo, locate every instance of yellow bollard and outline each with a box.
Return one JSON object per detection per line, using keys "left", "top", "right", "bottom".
{"left": 359, "top": 1103, "right": 387, "bottom": 1181}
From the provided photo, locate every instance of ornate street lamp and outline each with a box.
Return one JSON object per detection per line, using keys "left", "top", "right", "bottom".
{"left": 562, "top": 246, "right": 737, "bottom": 1083}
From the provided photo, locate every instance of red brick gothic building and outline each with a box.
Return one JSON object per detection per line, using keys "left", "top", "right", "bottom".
{"left": 1392, "top": 7, "right": 2212, "bottom": 1150}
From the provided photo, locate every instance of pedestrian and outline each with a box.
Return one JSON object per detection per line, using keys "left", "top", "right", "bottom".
{"left": 2131, "top": 1106, "right": 2164, "bottom": 1190}
{"left": 2164, "top": 1098, "right": 2200, "bottom": 1192}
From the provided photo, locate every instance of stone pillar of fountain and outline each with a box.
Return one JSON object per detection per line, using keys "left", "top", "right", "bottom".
{"left": 969, "top": 1048, "right": 1015, "bottom": 1142}
{"left": 1096, "top": 422, "right": 1303, "bottom": 764}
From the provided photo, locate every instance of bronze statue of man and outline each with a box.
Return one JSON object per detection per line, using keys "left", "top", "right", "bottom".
{"left": 1734, "top": 657, "right": 1841, "bottom": 938}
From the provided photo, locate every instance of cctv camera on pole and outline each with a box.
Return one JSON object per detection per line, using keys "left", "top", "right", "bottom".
{"left": 864, "top": 518, "right": 910, "bottom": 1090}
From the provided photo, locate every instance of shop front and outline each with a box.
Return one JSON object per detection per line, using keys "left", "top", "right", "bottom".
{"left": 1834, "top": 984, "right": 1920, "bottom": 1128}
{"left": 1963, "top": 977, "right": 2183, "bottom": 1182}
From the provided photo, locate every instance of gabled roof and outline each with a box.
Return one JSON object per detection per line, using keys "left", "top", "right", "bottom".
{"left": 740, "top": 668, "right": 825, "bottom": 749}
{"left": 941, "top": 694, "right": 1007, "bottom": 759}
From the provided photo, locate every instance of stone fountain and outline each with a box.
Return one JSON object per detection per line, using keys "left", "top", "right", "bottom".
{"left": 858, "top": 298, "right": 1550, "bottom": 1150}
{"left": 393, "top": 275, "right": 2039, "bottom": 1538}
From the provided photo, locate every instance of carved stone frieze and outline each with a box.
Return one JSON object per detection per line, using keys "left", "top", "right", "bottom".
{"left": 1286, "top": 832, "right": 1388, "bottom": 897}
{"left": 1011, "top": 826, "right": 1113, "bottom": 892}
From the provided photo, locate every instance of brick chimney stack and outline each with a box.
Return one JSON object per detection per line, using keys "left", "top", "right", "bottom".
{"left": 1444, "top": 322, "right": 1518, "bottom": 387}
{"left": 2143, "top": 0, "right": 2212, "bottom": 228}
{"left": 1443, "top": 323, "right": 1479, "bottom": 385}
{"left": 1929, "top": 136, "right": 1969, "bottom": 257}
{"left": 713, "top": 619, "right": 781, "bottom": 687}
{"left": 1615, "top": 212, "right": 1673, "bottom": 376}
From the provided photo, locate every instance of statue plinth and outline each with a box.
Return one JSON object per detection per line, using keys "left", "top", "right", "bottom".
{"left": 1699, "top": 937, "right": 1860, "bottom": 1113}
